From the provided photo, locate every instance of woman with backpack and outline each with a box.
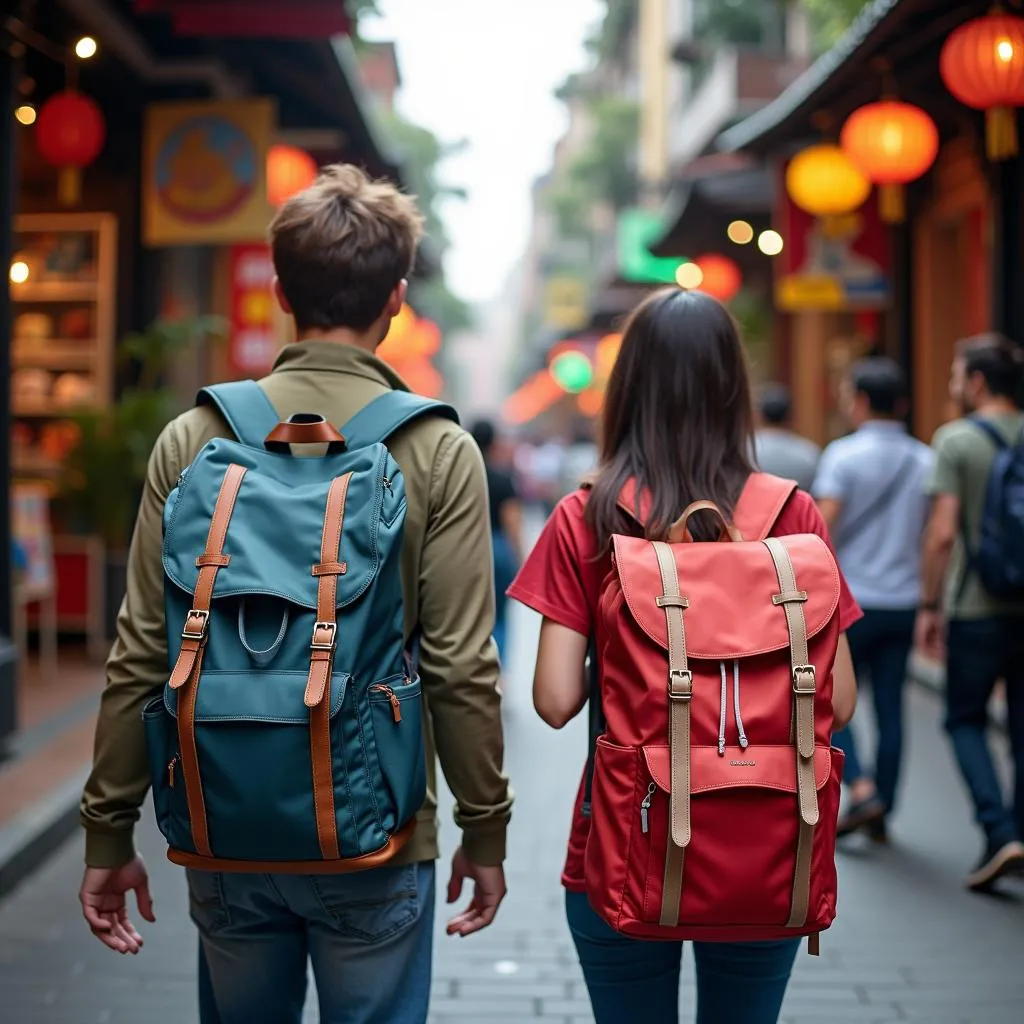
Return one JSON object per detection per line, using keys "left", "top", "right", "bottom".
{"left": 508, "top": 288, "right": 861, "bottom": 1024}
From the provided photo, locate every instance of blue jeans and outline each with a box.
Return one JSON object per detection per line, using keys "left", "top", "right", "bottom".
{"left": 492, "top": 529, "right": 517, "bottom": 663}
{"left": 191, "top": 862, "right": 435, "bottom": 1024}
{"left": 832, "top": 607, "right": 915, "bottom": 812}
{"left": 565, "top": 891, "right": 799, "bottom": 1024}
{"left": 945, "top": 617, "right": 1024, "bottom": 848}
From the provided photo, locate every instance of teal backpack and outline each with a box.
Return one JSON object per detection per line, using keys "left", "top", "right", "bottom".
{"left": 142, "top": 381, "right": 457, "bottom": 871}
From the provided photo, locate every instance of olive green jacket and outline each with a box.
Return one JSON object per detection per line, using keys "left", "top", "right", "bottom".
{"left": 81, "top": 341, "right": 512, "bottom": 868}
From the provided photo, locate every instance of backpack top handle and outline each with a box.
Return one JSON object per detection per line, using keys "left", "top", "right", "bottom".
{"left": 668, "top": 500, "right": 744, "bottom": 544}
{"left": 264, "top": 414, "right": 347, "bottom": 455}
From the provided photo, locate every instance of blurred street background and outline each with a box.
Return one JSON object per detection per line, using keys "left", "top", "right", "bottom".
{"left": 3, "top": 0, "right": 1024, "bottom": 1020}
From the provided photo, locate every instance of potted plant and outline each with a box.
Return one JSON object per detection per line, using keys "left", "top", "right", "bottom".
{"left": 59, "top": 316, "right": 226, "bottom": 636}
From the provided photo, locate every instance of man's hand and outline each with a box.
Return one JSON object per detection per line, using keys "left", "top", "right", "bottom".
{"left": 915, "top": 609, "right": 946, "bottom": 662}
{"left": 445, "top": 846, "right": 506, "bottom": 937}
{"left": 79, "top": 856, "right": 155, "bottom": 954}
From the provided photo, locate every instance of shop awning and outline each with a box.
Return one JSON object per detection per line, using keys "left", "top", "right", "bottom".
{"left": 718, "top": 0, "right": 994, "bottom": 154}
{"left": 132, "top": 1, "right": 352, "bottom": 39}
{"left": 650, "top": 157, "right": 773, "bottom": 258}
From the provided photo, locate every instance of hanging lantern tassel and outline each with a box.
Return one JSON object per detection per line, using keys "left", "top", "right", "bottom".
{"left": 58, "top": 167, "right": 81, "bottom": 207}
{"left": 986, "top": 105, "right": 1018, "bottom": 161}
{"left": 878, "top": 183, "right": 905, "bottom": 223}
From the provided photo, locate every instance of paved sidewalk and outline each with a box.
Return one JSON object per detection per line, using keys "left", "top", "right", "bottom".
{"left": 0, "top": 601, "right": 1021, "bottom": 1022}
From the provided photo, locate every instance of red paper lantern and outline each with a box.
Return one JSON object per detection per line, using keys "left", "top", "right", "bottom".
{"left": 267, "top": 145, "right": 317, "bottom": 206}
{"left": 840, "top": 100, "right": 939, "bottom": 222}
{"left": 35, "top": 91, "right": 106, "bottom": 206}
{"left": 940, "top": 10, "right": 1024, "bottom": 160}
{"left": 693, "top": 254, "right": 742, "bottom": 303}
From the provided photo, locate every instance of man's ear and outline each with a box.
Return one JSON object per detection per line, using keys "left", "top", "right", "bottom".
{"left": 273, "top": 277, "right": 293, "bottom": 316}
{"left": 386, "top": 279, "right": 408, "bottom": 318}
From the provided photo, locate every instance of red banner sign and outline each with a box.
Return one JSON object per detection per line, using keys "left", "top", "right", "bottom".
{"left": 228, "top": 243, "right": 277, "bottom": 378}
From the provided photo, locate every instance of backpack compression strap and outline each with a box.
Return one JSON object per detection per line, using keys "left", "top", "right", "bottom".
{"left": 197, "top": 380, "right": 280, "bottom": 450}
{"left": 338, "top": 391, "right": 459, "bottom": 450}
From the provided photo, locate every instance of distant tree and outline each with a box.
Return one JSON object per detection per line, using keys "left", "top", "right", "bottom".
{"left": 568, "top": 97, "right": 639, "bottom": 212}
{"left": 380, "top": 112, "right": 472, "bottom": 333}
{"left": 802, "top": 0, "right": 873, "bottom": 53}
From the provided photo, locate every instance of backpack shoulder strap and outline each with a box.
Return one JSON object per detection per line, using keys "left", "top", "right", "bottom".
{"left": 969, "top": 415, "right": 1010, "bottom": 451}
{"left": 339, "top": 391, "right": 459, "bottom": 450}
{"left": 732, "top": 472, "right": 798, "bottom": 541}
{"left": 196, "top": 380, "right": 280, "bottom": 449}
{"left": 579, "top": 474, "right": 650, "bottom": 526}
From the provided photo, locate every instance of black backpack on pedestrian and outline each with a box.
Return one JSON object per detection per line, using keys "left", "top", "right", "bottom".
{"left": 971, "top": 417, "right": 1024, "bottom": 599}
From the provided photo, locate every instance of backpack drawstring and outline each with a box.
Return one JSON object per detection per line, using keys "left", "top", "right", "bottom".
{"left": 733, "top": 660, "right": 749, "bottom": 750}
{"left": 719, "top": 660, "right": 749, "bottom": 754}
{"left": 718, "top": 662, "right": 727, "bottom": 756}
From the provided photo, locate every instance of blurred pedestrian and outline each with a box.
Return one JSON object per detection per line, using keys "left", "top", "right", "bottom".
{"left": 78, "top": 165, "right": 511, "bottom": 1023}
{"left": 471, "top": 419, "right": 523, "bottom": 663}
{"left": 917, "top": 334, "right": 1024, "bottom": 891}
{"left": 813, "top": 358, "right": 933, "bottom": 842}
{"left": 510, "top": 290, "right": 860, "bottom": 1024}
{"left": 753, "top": 383, "right": 820, "bottom": 492}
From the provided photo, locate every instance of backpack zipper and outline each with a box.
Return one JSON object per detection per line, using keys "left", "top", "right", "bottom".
{"left": 733, "top": 660, "right": 749, "bottom": 750}
{"left": 383, "top": 476, "right": 393, "bottom": 493}
{"left": 371, "top": 684, "right": 402, "bottom": 722}
{"left": 640, "top": 782, "right": 657, "bottom": 834}
{"left": 168, "top": 754, "right": 179, "bottom": 787}
{"left": 718, "top": 663, "right": 728, "bottom": 756}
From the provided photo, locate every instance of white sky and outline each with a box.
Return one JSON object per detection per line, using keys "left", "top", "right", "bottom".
{"left": 363, "top": 0, "right": 604, "bottom": 303}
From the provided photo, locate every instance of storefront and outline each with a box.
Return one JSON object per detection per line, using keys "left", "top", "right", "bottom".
{"left": 1, "top": 1, "right": 401, "bottom": 744}
{"left": 719, "top": 0, "right": 1024, "bottom": 445}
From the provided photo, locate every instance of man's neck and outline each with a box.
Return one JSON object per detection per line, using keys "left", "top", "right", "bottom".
{"left": 294, "top": 327, "right": 380, "bottom": 353}
{"left": 974, "top": 396, "right": 1018, "bottom": 417}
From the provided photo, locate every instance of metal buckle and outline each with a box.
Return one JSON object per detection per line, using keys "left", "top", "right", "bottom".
{"left": 311, "top": 621, "right": 337, "bottom": 651}
{"left": 181, "top": 609, "right": 209, "bottom": 641}
{"left": 792, "top": 664, "right": 816, "bottom": 694}
{"left": 668, "top": 668, "right": 693, "bottom": 701}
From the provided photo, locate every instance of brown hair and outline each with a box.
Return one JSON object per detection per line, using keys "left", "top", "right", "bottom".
{"left": 587, "top": 288, "right": 756, "bottom": 552}
{"left": 269, "top": 164, "right": 424, "bottom": 332}
{"left": 955, "top": 332, "right": 1024, "bottom": 403}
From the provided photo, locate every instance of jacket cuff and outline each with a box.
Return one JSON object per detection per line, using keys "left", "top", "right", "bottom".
{"left": 460, "top": 820, "right": 507, "bottom": 866}
{"left": 84, "top": 828, "right": 137, "bottom": 869}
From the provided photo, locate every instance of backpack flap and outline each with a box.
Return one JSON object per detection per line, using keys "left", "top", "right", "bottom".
{"left": 611, "top": 533, "right": 839, "bottom": 661}
{"left": 163, "top": 441, "right": 385, "bottom": 622}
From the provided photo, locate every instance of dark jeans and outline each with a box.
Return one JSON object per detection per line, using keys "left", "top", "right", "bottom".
{"left": 565, "top": 891, "right": 799, "bottom": 1024}
{"left": 945, "top": 617, "right": 1024, "bottom": 848}
{"left": 832, "top": 608, "right": 915, "bottom": 812}
{"left": 492, "top": 529, "right": 517, "bottom": 663}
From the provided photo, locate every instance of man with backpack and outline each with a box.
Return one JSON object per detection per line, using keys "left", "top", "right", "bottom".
{"left": 77, "top": 165, "right": 512, "bottom": 1022}
{"left": 917, "top": 334, "right": 1024, "bottom": 891}
{"left": 813, "top": 358, "right": 933, "bottom": 842}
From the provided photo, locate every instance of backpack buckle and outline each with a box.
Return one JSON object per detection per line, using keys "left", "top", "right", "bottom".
{"left": 668, "top": 669, "right": 693, "bottom": 701}
{"left": 181, "top": 609, "right": 209, "bottom": 641}
{"left": 311, "top": 621, "right": 337, "bottom": 651}
{"left": 792, "top": 664, "right": 816, "bottom": 693}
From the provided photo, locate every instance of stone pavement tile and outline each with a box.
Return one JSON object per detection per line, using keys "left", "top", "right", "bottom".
{"left": 537, "top": 998, "right": 604, "bottom": 1017}
{"left": 429, "top": 997, "right": 538, "bottom": 1017}
{"left": 456, "top": 980, "right": 571, "bottom": 999}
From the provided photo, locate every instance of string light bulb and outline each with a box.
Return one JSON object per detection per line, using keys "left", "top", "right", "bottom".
{"left": 75, "top": 36, "right": 98, "bottom": 60}
{"left": 15, "top": 104, "right": 36, "bottom": 126}
{"left": 757, "top": 230, "right": 785, "bottom": 256}
{"left": 10, "top": 261, "right": 30, "bottom": 285}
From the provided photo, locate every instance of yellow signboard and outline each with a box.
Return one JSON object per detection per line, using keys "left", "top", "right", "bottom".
{"left": 144, "top": 99, "right": 276, "bottom": 247}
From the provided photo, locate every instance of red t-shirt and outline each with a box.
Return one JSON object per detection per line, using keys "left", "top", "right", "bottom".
{"left": 507, "top": 486, "right": 863, "bottom": 892}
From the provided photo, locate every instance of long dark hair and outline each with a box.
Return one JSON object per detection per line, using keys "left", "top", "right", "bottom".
{"left": 586, "top": 288, "right": 756, "bottom": 552}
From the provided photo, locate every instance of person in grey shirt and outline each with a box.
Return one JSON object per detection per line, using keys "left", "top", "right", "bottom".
{"left": 754, "top": 383, "right": 820, "bottom": 491}
{"left": 814, "top": 358, "right": 933, "bottom": 843}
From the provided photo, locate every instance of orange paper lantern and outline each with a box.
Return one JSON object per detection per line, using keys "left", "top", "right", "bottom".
{"left": 267, "top": 145, "right": 317, "bottom": 206}
{"left": 785, "top": 144, "right": 871, "bottom": 217}
{"left": 693, "top": 254, "right": 742, "bottom": 303}
{"left": 35, "top": 91, "right": 106, "bottom": 206}
{"left": 840, "top": 101, "right": 939, "bottom": 222}
{"left": 941, "top": 10, "right": 1024, "bottom": 160}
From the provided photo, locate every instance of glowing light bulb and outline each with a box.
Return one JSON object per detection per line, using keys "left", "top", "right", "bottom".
{"left": 997, "top": 38, "right": 1015, "bottom": 63}
{"left": 10, "top": 261, "right": 30, "bottom": 284}
{"left": 75, "top": 36, "right": 98, "bottom": 60}
{"left": 676, "top": 262, "right": 704, "bottom": 289}
{"left": 757, "top": 230, "right": 784, "bottom": 256}
{"left": 727, "top": 220, "right": 754, "bottom": 245}
{"left": 14, "top": 104, "right": 36, "bottom": 126}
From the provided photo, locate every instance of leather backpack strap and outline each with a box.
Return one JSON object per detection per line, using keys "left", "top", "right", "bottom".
{"left": 732, "top": 473, "right": 798, "bottom": 541}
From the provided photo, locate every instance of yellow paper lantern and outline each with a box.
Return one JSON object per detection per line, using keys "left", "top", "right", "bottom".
{"left": 785, "top": 143, "right": 871, "bottom": 217}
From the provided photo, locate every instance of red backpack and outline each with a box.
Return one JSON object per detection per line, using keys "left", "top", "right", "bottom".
{"left": 584, "top": 474, "right": 843, "bottom": 951}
